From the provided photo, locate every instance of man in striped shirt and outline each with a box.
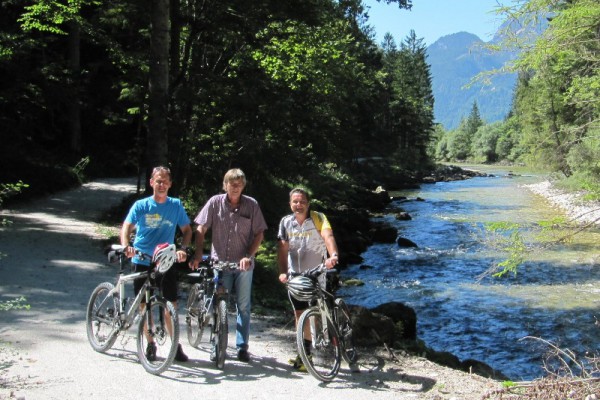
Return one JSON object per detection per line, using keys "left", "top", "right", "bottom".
{"left": 190, "top": 168, "right": 267, "bottom": 363}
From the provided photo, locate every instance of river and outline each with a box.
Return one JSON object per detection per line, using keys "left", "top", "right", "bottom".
{"left": 338, "top": 166, "right": 600, "bottom": 381}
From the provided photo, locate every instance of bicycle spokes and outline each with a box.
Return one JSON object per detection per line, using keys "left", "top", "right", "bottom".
{"left": 137, "top": 300, "right": 179, "bottom": 375}
{"left": 297, "top": 308, "right": 341, "bottom": 382}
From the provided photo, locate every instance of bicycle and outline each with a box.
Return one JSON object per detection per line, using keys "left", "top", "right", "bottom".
{"left": 287, "top": 264, "right": 358, "bottom": 382}
{"left": 185, "top": 257, "right": 239, "bottom": 369}
{"left": 85, "top": 243, "right": 180, "bottom": 375}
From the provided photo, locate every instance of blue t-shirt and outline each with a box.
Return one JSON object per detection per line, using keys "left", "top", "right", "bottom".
{"left": 125, "top": 196, "right": 190, "bottom": 266}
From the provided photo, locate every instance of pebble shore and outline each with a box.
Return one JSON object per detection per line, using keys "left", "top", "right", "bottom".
{"left": 524, "top": 180, "right": 600, "bottom": 226}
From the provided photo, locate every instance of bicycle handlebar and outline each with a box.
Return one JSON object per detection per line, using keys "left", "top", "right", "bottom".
{"left": 211, "top": 260, "right": 239, "bottom": 272}
{"left": 108, "top": 245, "right": 151, "bottom": 263}
{"left": 289, "top": 264, "right": 337, "bottom": 279}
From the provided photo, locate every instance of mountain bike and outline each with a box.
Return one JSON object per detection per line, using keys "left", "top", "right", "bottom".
{"left": 85, "top": 244, "right": 180, "bottom": 375}
{"left": 287, "top": 264, "right": 358, "bottom": 382}
{"left": 185, "top": 258, "right": 238, "bottom": 369}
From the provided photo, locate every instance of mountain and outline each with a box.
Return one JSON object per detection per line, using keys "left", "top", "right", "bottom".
{"left": 427, "top": 31, "right": 518, "bottom": 130}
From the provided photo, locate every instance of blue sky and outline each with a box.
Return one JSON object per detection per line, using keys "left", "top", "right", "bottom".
{"left": 363, "top": 0, "right": 506, "bottom": 47}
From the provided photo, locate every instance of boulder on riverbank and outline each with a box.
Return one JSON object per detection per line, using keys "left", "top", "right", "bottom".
{"left": 350, "top": 302, "right": 509, "bottom": 381}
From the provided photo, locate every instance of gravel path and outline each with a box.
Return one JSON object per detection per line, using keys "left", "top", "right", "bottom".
{"left": 0, "top": 178, "right": 501, "bottom": 400}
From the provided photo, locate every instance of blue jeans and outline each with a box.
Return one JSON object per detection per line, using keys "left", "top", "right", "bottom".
{"left": 222, "top": 269, "right": 253, "bottom": 351}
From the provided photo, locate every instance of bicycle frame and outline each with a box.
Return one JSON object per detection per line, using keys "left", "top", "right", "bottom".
{"left": 109, "top": 270, "right": 153, "bottom": 330}
{"left": 309, "top": 281, "right": 341, "bottom": 348}
{"left": 186, "top": 259, "right": 238, "bottom": 368}
{"left": 87, "top": 243, "right": 180, "bottom": 375}
{"left": 290, "top": 264, "right": 358, "bottom": 381}
{"left": 189, "top": 260, "right": 238, "bottom": 314}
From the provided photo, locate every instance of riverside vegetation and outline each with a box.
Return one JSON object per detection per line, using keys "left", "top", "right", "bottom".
{"left": 3, "top": 0, "right": 600, "bottom": 397}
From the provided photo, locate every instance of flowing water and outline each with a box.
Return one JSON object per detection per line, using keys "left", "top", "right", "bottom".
{"left": 339, "top": 167, "right": 600, "bottom": 380}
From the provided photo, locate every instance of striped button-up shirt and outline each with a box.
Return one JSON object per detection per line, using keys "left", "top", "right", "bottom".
{"left": 194, "top": 193, "right": 267, "bottom": 262}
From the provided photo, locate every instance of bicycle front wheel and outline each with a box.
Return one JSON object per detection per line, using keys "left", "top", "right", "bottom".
{"left": 186, "top": 283, "right": 205, "bottom": 348}
{"left": 86, "top": 282, "right": 119, "bottom": 353}
{"left": 335, "top": 298, "right": 358, "bottom": 365}
{"left": 214, "top": 298, "right": 228, "bottom": 369}
{"left": 297, "top": 307, "right": 341, "bottom": 382}
{"left": 136, "top": 298, "right": 179, "bottom": 375}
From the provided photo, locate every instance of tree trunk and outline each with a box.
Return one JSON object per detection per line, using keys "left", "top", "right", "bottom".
{"left": 147, "top": 0, "right": 170, "bottom": 186}
{"left": 67, "top": 20, "right": 81, "bottom": 155}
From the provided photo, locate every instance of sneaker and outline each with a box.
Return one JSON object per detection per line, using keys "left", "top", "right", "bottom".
{"left": 289, "top": 355, "right": 307, "bottom": 372}
{"left": 145, "top": 342, "right": 157, "bottom": 362}
{"left": 237, "top": 349, "right": 250, "bottom": 362}
{"left": 175, "top": 344, "right": 188, "bottom": 362}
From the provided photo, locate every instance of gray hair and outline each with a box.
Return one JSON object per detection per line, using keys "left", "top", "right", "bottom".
{"left": 222, "top": 168, "right": 246, "bottom": 190}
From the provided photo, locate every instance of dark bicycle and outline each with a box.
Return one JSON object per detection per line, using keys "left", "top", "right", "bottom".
{"left": 287, "top": 264, "right": 358, "bottom": 382}
{"left": 185, "top": 257, "right": 238, "bottom": 369}
{"left": 86, "top": 243, "right": 180, "bottom": 375}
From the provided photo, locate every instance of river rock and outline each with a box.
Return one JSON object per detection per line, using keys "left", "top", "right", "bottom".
{"left": 395, "top": 211, "right": 412, "bottom": 220}
{"left": 371, "top": 301, "right": 417, "bottom": 340}
{"left": 349, "top": 305, "right": 396, "bottom": 346}
{"left": 397, "top": 237, "right": 418, "bottom": 248}
{"left": 369, "top": 222, "right": 397, "bottom": 243}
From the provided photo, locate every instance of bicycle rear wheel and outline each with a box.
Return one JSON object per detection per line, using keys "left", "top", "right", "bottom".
{"left": 186, "top": 283, "right": 205, "bottom": 348}
{"left": 136, "top": 298, "right": 179, "bottom": 375}
{"left": 86, "top": 282, "right": 119, "bottom": 353}
{"left": 335, "top": 298, "right": 358, "bottom": 365}
{"left": 214, "top": 298, "right": 228, "bottom": 369}
{"left": 297, "top": 307, "right": 341, "bottom": 382}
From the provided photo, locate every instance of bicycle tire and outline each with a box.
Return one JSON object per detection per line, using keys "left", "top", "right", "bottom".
{"left": 297, "top": 307, "right": 341, "bottom": 382}
{"left": 86, "top": 282, "right": 119, "bottom": 353}
{"left": 136, "top": 298, "right": 179, "bottom": 375}
{"left": 334, "top": 298, "right": 358, "bottom": 365}
{"left": 214, "top": 298, "right": 228, "bottom": 369}
{"left": 186, "top": 283, "right": 205, "bottom": 348}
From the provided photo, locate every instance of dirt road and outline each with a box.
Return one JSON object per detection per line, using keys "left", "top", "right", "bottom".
{"left": 0, "top": 178, "right": 500, "bottom": 399}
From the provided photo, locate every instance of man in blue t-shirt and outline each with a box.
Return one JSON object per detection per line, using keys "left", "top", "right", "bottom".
{"left": 120, "top": 166, "right": 192, "bottom": 362}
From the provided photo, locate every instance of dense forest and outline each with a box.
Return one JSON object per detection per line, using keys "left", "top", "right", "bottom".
{"left": 434, "top": 0, "right": 600, "bottom": 199}
{"left": 0, "top": 0, "right": 435, "bottom": 228}
{"left": 1, "top": 0, "right": 599, "bottom": 225}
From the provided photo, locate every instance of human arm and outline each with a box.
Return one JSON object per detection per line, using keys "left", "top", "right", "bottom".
{"left": 120, "top": 221, "right": 136, "bottom": 258}
{"left": 177, "top": 224, "right": 193, "bottom": 263}
{"left": 189, "top": 224, "right": 208, "bottom": 270}
{"left": 240, "top": 230, "right": 264, "bottom": 271}
{"left": 321, "top": 228, "right": 339, "bottom": 269}
{"left": 277, "top": 239, "right": 289, "bottom": 283}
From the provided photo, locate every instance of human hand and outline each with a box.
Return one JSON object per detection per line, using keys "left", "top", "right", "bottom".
{"left": 188, "top": 254, "right": 201, "bottom": 270}
{"left": 278, "top": 273, "right": 288, "bottom": 283}
{"left": 325, "top": 254, "right": 338, "bottom": 269}
{"left": 240, "top": 256, "right": 254, "bottom": 271}
{"left": 124, "top": 246, "right": 134, "bottom": 258}
{"left": 176, "top": 249, "right": 187, "bottom": 263}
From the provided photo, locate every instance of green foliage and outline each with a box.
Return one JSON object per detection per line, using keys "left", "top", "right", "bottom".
{"left": 0, "top": 0, "right": 436, "bottom": 219}
{"left": 252, "top": 242, "right": 288, "bottom": 310}
{"left": 72, "top": 156, "right": 90, "bottom": 183}
{"left": 431, "top": 0, "right": 600, "bottom": 194}
{"left": 504, "top": 0, "right": 600, "bottom": 178}
{"left": 1, "top": 181, "right": 29, "bottom": 228}
{"left": 252, "top": 20, "right": 358, "bottom": 94}
{"left": 1, "top": 181, "right": 29, "bottom": 208}
{"left": 380, "top": 30, "right": 435, "bottom": 165}
{"left": 479, "top": 215, "right": 578, "bottom": 279}
{"left": 482, "top": 222, "right": 527, "bottom": 278}
{"left": 470, "top": 122, "right": 503, "bottom": 163}
{"left": 0, "top": 296, "right": 30, "bottom": 311}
